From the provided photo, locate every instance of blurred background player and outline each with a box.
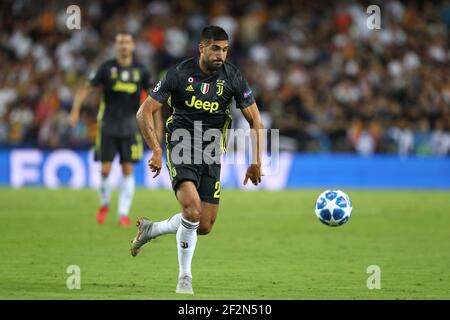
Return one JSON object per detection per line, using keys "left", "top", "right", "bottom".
{"left": 131, "top": 26, "right": 264, "bottom": 294}
{"left": 68, "top": 31, "right": 160, "bottom": 227}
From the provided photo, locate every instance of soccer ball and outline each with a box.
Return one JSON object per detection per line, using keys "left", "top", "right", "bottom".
{"left": 315, "top": 190, "right": 352, "bottom": 227}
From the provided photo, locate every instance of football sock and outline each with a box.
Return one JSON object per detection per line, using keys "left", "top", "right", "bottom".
{"left": 99, "top": 175, "right": 112, "bottom": 207}
{"left": 176, "top": 217, "right": 199, "bottom": 279}
{"left": 149, "top": 213, "right": 182, "bottom": 238}
{"left": 118, "top": 174, "right": 135, "bottom": 217}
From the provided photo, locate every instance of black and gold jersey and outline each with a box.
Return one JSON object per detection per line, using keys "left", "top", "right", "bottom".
{"left": 90, "top": 59, "right": 151, "bottom": 137}
{"left": 149, "top": 57, "right": 255, "bottom": 150}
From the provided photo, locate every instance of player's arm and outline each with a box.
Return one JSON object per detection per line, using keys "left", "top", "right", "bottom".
{"left": 136, "top": 96, "right": 163, "bottom": 177}
{"left": 153, "top": 108, "right": 164, "bottom": 145}
{"left": 141, "top": 67, "right": 164, "bottom": 145}
{"left": 68, "top": 83, "right": 93, "bottom": 127}
{"left": 69, "top": 63, "right": 105, "bottom": 127}
{"left": 241, "top": 103, "right": 264, "bottom": 186}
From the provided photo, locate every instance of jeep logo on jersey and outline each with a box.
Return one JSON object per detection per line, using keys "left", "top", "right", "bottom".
{"left": 185, "top": 95, "right": 219, "bottom": 113}
{"left": 200, "top": 83, "right": 210, "bottom": 94}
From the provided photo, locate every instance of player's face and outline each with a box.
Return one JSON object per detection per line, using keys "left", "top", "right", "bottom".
{"left": 115, "top": 34, "right": 135, "bottom": 58}
{"left": 199, "top": 40, "right": 229, "bottom": 72}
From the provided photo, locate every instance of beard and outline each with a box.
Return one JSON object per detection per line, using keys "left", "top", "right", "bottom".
{"left": 205, "top": 59, "right": 224, "bottom": 72}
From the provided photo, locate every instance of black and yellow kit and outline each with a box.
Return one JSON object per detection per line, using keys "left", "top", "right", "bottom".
{"left": 149, "top": 57, "right": 255, "bottom": 203}
{"left": 90, "top": 59, "right": 151, "bottom": 163}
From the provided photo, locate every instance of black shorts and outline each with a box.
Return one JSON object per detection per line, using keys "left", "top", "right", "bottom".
{"left": 94, "top": 131, "right": 143, "bottom": 163}
{"left": 166, "top": 143, "right": 221, "bottom": 204}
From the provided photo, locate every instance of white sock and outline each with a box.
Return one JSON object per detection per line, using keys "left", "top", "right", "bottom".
{"left": 176, "top": 217, "right": 199, "bottom": 279}
{"left": 99, "top": 175, "right": 112, "bottom": 207}
{"left": 149, "top": 213, "right": 182, "bottom": 238}
{"left": 118, "top": 174, "right": 135, "bottom": 217}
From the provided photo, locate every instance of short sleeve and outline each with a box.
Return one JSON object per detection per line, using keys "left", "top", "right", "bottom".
{"left": 88, "top": 63, "right": 106, "bottom": 86}
{"left": 232, "top": 70, "right": 255, "bottom": 109}
{"left": 149, "top": 68, "right": 177, "bottom": 104}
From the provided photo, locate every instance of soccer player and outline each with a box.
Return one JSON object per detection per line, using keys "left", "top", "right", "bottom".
{"left": 69, "top": 31, "right": 159, "bottom": 227}
{"left": 131, "top": 26, "right": 264, "bottom": 294}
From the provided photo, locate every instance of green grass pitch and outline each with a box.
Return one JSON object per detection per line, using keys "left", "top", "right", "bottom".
{"left": 0, "top": 188, "right": 449, "bottom": 299}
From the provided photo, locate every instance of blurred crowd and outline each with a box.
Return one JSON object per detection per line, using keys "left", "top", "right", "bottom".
{"left": 0, "top": 0, "right": 449, "bottom": 156}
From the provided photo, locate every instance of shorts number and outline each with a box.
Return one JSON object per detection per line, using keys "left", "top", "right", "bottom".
{"left": 213, "top": 181, "right": 220, "bottom": 198}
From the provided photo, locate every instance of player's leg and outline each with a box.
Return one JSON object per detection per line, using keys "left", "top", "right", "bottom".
{"left": 130, "top": 203, "right": 211, "bottom": 257}
{"left": 95, "top": 131, "right": 116, "bottom": 224}
{"left": 99, "top": 162, "right": 113, "bottom": 206}
{"left": 130, "top": 201, "right": 216, "bottom": 240}
{"left": 196, "top": 163, "right": 221, "bottom": 235}
{"left": 198, "top": 202, "right": 219, "bottom": 235}
{"left": 97, "top": 162, "right": 112, "bottom": 223}
{"left": 117, "top": 134, "right": 142, "bottom": 227}
{"left": 174, "top": 180, "right": 202, "bottom": 294}
{"left": 130, "top": 151, "right": 198, "bottom": 256}
{"left": 171, "top": 165, "right": 221, "bottom": 294}
{"left": 147, "top": 201, "right": 218, "bottom": 236}
{"left": 117, "top": 162, "right": 134, "bottom": 226}
{"left": 146, "top": 212, "right": 182, "bottom": 238}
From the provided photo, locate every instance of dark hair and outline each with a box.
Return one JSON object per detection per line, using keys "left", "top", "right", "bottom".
{"left": 115, "top": 31, "right": 135, "bottom": 41}
{"left": 200, "top": 25, "right": 229, "bottom": 43}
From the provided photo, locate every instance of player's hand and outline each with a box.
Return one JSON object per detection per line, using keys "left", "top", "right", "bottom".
{"left": 243, "top": 164, "right": 263, "bottom": 186}
{"left": 149, "top": 149, "right": 162, "bottom": 178}
{"left": 68, "top": 112, "right": 79, "bottom": 128}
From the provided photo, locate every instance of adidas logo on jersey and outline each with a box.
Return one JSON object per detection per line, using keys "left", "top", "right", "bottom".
{"left": 185, "top": 95, "right": 219, "bottom": 113}
{"left": 185, "top": 85, "right": 194, "bottom": 92}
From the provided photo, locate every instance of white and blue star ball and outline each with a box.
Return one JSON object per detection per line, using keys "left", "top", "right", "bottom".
{"left": 315, "top": 190, "right": 352, "bottom": 227}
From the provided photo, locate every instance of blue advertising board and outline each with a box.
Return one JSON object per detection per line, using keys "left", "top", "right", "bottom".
{"left": 0, "top": 149, "right": 449, "bottom": 189}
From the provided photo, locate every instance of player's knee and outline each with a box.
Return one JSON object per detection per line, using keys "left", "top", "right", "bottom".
{"left": 182, "top": 202, "right": 202, "bottom": 222}
{"left": 100, "top": 162, "right": 112, "bottom": 177}
{"left": 198, "top": 216, "right": 216, "bottom": 235}
{"left": 122, "top": 164, "right": 133, "bottom": 175}
{"left": 101, "top": 167, "right": 111, "bottom": 178}
{"left": 197, "top": 224, "right": 213, "bottom": 235}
